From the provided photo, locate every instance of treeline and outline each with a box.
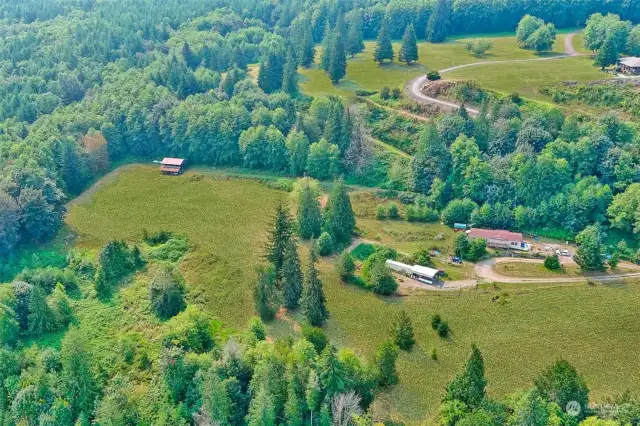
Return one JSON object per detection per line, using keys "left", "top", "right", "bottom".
{"left": 438, "top": 345, "right": 640, "bottom": 425}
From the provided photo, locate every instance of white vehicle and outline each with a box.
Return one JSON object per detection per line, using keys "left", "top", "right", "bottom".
{"left": 561, "top": 250, "right": 570, "bottom": 257}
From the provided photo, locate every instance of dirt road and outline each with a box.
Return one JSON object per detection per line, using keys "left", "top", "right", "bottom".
{"left": 405, "top": 32, "right": 584, "bottom": 114}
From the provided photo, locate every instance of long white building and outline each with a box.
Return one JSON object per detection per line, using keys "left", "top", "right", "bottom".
{"left": 385, "top": 260, "right": 443, "bottom": 284}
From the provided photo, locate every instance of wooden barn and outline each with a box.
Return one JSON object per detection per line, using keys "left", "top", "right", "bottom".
{"left": 160, "top": 158, "right": 186, "bottom": 175}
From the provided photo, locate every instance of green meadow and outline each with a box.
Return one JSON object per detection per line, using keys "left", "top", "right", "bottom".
{"left": 63, "top": 166, "right": 640, "bottom": 424}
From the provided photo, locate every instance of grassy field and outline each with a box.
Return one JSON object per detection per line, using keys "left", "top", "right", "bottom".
{"left": 66, "top": 165, "right": 286, "bottom": 328}
{"left": 443, "top": 55, "right": 608, "bottom": 103}
{"left": 495, "top": 262, "right": 636, "bottom": 278}
{"left": 62, "top": 166, "right": 640, "bottom": 424}
{"left": 299, "top": 33, "right": 573, "bottom": 97}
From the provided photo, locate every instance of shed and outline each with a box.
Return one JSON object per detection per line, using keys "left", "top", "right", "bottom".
{"left": 160, "top": 158, "right": 186, "bottom": 175}
{"left": 454, "top": 223, "right": 468, "bottom": 231}
{"left": 619, "top": 57, "right": 640, "bottom": 75}
{"left": 385, "top": 260, "right": 444, "bottom": 284}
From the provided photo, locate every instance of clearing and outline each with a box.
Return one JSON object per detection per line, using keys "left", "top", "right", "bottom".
{"left": 62, "top": 166, "right": 640, "bottom": 424}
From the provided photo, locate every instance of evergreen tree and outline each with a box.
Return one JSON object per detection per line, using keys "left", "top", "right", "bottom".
{"left": 182, "top": 42, "right": 198, "bottom": 69}
{"left": 376, "top": 340, "right": 399, "bottom": 387}
{"left": 258, "top": 51, "right": 285, "bottom": 94}
{"left": 346, "top": 9, "right": 365, "bottom": 57}
{"left": 336, "top": 252, "right": 356, "bottom": 281}
{"left": 282, "top": 44, "right": 299, "bottom": 95}
{"left": 328, "top": 33, "right": 347, "bottom": 83}
{"left": 200, "top": 368, "right": 233, "bottom": 425}
{"left": 61, "top": 328, "right": 98, "bottom": 416}
{"left": 287, "top": 129, "right": 310, "bottom": 176}
{"left": 284, "top": 368, "right": 303, "bottom": 426}
{"left": 324, "top": 178, "right": 356, "bottom": 246}
{"left": 390, "top": 310, "right": 416, "bottom": 351}
{"left": 320, "top": 22, "right": 335, "bottom": 71}
{"left": 534, "top": 359, "right": 589, "bottom": 418}
{"left": 319, "top": 345, "right": 346, "bottom": 399}
{"left": 374, "top": 18, "right": 394, "bottom": 63}
{"left": 27, "top": 286, "right": 55, "bottom": 336}
{"left": 282, "top": 238, "right": 303, "bottom": 310}
{"left": 426, "top": 0, "right": 451, "bottom": 43}
{"left": 335, "top": 11, "right": 348, "bottom": 40}
{"left": 301, "top": 248, "right": 329, "bottom": 327}
{"left": 50, "top": 282, "right": 73, "bottom": 328}
{"left": 254, "top": 266, "right": 279, "bottom": 321}
{"left": 306, "top": 368, "right": 322, "bottom": 415}
{"left": 300, "top": 19, "right": 316, "bottom": 67}
{"left": 399, "top": 24, "right": 419, "bottom": 64}
{"left": 323, "top": 100, "right": 350, "bottom": 152}
{"left": 444, "top": 345, "right": 487, "bottom": 408}
{"left": 595, "top": 35, "right": 618, "bottom": 70}
{"left": 246, "top": 385, "right": 276, "bottom": 426}
{"left": 264, "top": 201, "right": 294, "bottom": 276}
{"left": 297, "top": 185, "right": 323, "bottom": 239}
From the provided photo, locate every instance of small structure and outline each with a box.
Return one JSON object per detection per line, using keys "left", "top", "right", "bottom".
{"left": 619, "top": 57, "right": 640, "bottom": 75}
{"left": 454, "top": 223, "right": 468, "bottom": 232}
{"left": 386, "top": 260, "right": 444, "bottom": 284}
{"left": 160, "top": 158, "right": 186, "bottom": 175}
{"left": 467, "top": 228, "right": 529, "bottom": 251}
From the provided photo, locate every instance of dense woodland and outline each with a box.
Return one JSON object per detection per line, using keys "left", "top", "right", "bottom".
{"left": 1, "top": 0, "right": 640, "bottom": 424}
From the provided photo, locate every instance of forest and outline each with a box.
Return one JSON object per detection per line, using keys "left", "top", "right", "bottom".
{"left": 1, "top": 0, "right": 640, "bottom": 424}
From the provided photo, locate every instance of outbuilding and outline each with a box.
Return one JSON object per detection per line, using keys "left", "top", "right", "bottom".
{"left": 619, "top": 57, "right": 640, "bottom": 75}
{"left": 467, "top": 228, "right": 529, "bottom": 251}
{"left": 385, "top": 260, "right": 444, "bottom": 284}
{"left": 160, "top": 158, "right": 186, "bottom": 175}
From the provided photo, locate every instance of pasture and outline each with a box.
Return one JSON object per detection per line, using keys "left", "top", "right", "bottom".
{"left": 64, "top": 166, "right": 640, "bottom": 424}
{"left": 299, "top": 33, "right": 577, "bottom": 97}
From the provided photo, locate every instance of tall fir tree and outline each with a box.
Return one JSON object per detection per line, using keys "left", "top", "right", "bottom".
{"left": 286, "top": 129, "right": 310, "bottom": 176}
{"left": 320, "top": 22, "right": 335, "bottom": 71}
{"left": 282, "top": 238, "right": 303, "bottom": 310}
{"left": 258, "top": 51, "right": 284, "bottom": 94}
{"left": 324, "top": 178, "right": 356, "bottom": 245}
{"left": 336, "top": 11, "right": 348, "bottom": 40}
{"left": 284, "top": 367, "right": 303, "bottom": 426}
{"left": 444, "top": 345, "right": 487, "bottom": 408}
{"left": 328, "top": 33, "right": 347, "bottom": 83}
{"left": 254, "top": 266, "right": 279, "bottom": 321}
{"left": 297, "top": 185, "right": 323, "bottom": 239}
{"left": 282, "top": 43, "right": 299, "bottom": 95}
{"left": 246, "top": 385, "right": 276, "bottom": 426}
{"left": 426, "top": 0, "right": 451, "bottom": 43}
{"left": 300, "top": 18, "right": 316, "bottom": 67}
{"left": 374, "top": 18, "right": 394, "bottom": 63}
{"left": 323, "top": 100, "right": 350, "bottom": 152}
{"left": 346, "top": 9, "right": 365, "bottom": 57}
{"left": 182, "top": 41, "right": 199, "bottom": 69}
{"left": 399, "top": 24, "right": 419, "bottom": 64}
{"left": 264, "top": 201, "right": 294, "bottom": 277}
{"left": 376, "top": 340, "right": 399, "bottom": 387}
{"left": 318, "top": 345, "right": 346, "bottom": 399}
{"left": 301, "top": 247, "right": 328, "bottom": 327}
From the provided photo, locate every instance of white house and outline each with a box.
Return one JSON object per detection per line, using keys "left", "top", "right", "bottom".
{"left": 467, "top": 228, "right": 529, "bottom": 251}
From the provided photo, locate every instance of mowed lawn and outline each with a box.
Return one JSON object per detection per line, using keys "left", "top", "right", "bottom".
{"left": 66, "top": 166, "right": 640, "bottom": 424}
{"left": 299, "top": 33, "right": 571, "bottom": 97}
{"left": 495, "top": 261, "right": 637, "bottom": 278}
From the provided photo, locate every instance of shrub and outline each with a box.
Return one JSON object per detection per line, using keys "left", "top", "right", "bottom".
{"left": 17, "top": 267, "right": 78, "bottom": 294}
{"left": 609, "top": 252, "right": 620, "bottom": 268}
{"left": 543, "top": 254, "right": 561, "bottom": 270}
{"left": 351, "top": 243, "right": 377, "bottom": 261}
{"left": 316, "top": 232, "right": 335, "bottom": 256}
{"left": 248, "top": 317, "right": 266, "bottom": 341}
{"left": 390, "top": 311, "right": 415, "bottom": 351}
{"left": 431, "top": 313, "right": 442, "bottom": 330}
{"left": 162, "top": 306, "right": 215, "bottom": 353}
{"left": 430, "top": 347, "right": 438, "bottom": 360}
{"left": 355, "top": 89, "right": 377, "bottom": 96}
{"left": 412, "top": 247, "right": 432, "bottom": 267}
{"left": 390, "top": 87, "right": 401, "bottom": 99}
{"left": 441, "top": 199, "right": 478, "bottom": 227}
{"left": 368, "top": 258, "right": 397, "bottom": 295}
{"left": 148, "top": 266, "right": 186, "bottom": 319}
{"left": 375, "top": 205, "right": 386, "bottom": 220}
{"left": 510, "top": 92, "right": 522, "bottom": 104}
{"left": 380, "top": 87, "right": 391, "bottom": 100}
{"left": 145, "top": 237, "right": 190, "bottom": 263}
{"left": 336, "top": 252, "right": 356, "bottom": 281}
{"left": 387, "top": 203, "right": 399, "bottom": 219}
{"left": 302, "top": 325, "right": 328, "bottom": 353}
{"left": 427, "top": 71, "right": 441, "bottom": 81}
{"left": 143, "top": 230, "right": 173, "bottom": 246}
{"left": 437, "top": 321, "right": 450, "bottom": 338}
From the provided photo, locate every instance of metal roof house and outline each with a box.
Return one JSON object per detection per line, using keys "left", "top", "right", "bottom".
{"left": 467, "top": 228, "right": 529, "bottom": 251}
{"left": 160, "top": 158, "right": 186, "bottom": 175}
{"left": 386, "top": 260, "right": 444, "bottom": 284}
{"left": 619, "top": 57, "right": 640, "bottom": 75}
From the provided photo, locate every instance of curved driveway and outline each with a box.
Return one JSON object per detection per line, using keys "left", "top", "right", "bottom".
{"left": 405, "top": 32, "right": 584, "bottom": 114}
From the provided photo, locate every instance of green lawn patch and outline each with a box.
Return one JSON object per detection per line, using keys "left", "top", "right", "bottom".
{"left": 494, "top": 261, "right": 636, "bottom": 278}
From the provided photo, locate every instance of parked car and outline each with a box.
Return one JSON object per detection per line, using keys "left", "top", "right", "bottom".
{"left": 561, "top": 249, "right": 570, "bottom": 257}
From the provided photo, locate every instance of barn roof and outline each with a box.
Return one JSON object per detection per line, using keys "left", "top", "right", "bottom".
{"left": 411, "top": 265, "right": 442, "bottom": 279}
{"left": 467, "top": 228, "right": 524, "bottom": 241}
{"left": 161, "top": 158, "right": 185, "bottom": 166}
{"left": 620, "top": 57, "right": 640, "bottom": 68}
